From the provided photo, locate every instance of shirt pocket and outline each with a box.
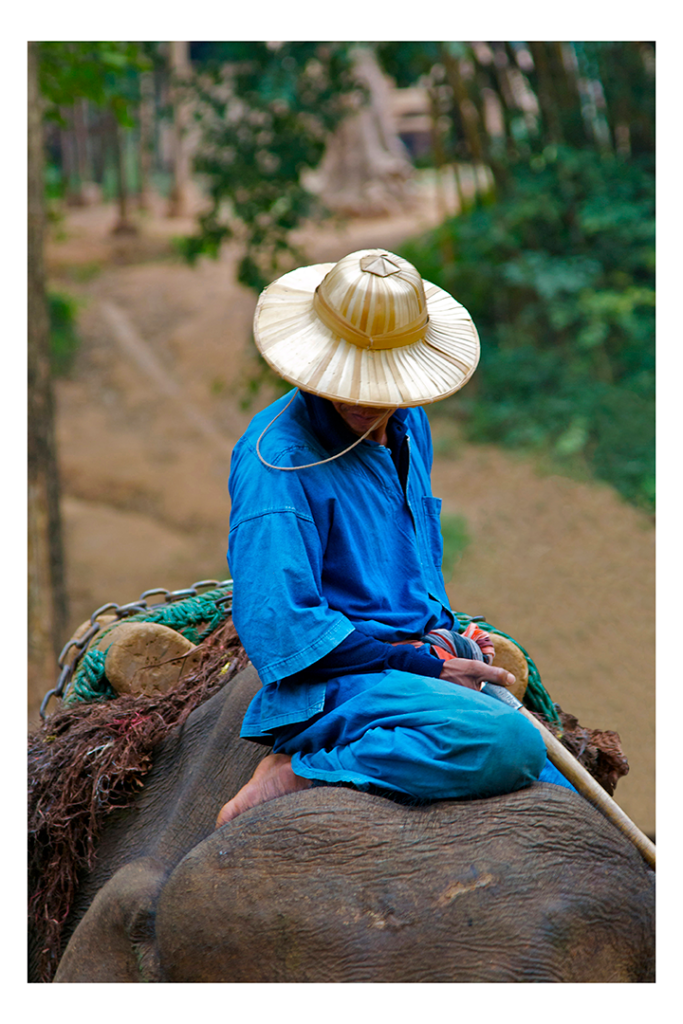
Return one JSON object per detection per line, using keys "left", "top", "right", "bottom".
{"left": 421, "top": 495, "right": 444, "bottom": 568}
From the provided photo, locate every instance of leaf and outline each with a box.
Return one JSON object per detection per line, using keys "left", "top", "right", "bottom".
{"left": 555, "top": 417, "right": 589, "bottom": 456}
{"left": 440, "top": 514, "right": 471, "bottom": 580}
{"left": 402, "top": 146, "right": 654, "bottom": 509}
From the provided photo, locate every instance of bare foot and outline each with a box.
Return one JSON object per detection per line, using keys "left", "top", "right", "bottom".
{"left": 215, "top": 753, "right": 312, "bottom": 829}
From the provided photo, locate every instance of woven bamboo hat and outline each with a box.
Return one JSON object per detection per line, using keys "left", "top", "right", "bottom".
{"left": 253, "top": 248, "right": 480, "bottom": 407}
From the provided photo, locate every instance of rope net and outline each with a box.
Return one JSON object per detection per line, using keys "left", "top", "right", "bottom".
{"left": 28, "top": 602, "right": 248, "bottom": 984}
{"left": 64, "top": 584, "right": 234, "bottom": 705}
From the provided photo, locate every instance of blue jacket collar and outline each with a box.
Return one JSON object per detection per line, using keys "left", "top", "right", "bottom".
{"left": 301, "top": 391, "right": 408, "bottom": 454}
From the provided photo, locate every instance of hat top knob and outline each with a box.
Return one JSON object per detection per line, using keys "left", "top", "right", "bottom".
{"left": 360, "top": 253, "right": 401, "bottom": 278}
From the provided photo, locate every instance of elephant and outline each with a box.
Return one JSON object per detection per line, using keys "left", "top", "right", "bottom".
{"left": 30, "top": 663, "right": 655, "bottom": 984}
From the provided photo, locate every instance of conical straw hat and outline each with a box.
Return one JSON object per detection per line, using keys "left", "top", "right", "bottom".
{"left": 253, "top": 248, "right": 480, "bottom": 407}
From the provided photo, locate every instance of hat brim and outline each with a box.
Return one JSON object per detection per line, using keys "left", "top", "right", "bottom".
{"left": 253, "top": 262, "right": 480, "bottom": 407}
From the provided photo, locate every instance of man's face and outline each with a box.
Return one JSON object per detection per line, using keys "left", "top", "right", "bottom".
{"left": 331, "top": 401, "right": 398, "bottom": 440}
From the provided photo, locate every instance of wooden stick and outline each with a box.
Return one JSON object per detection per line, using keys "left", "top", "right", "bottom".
{"left": 518, "top": 705, "right": 656, "bottom": 870}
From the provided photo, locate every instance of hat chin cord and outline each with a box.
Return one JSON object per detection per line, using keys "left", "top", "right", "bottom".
{"left": 255, "top": 388, "right": 386, "bottom": 472}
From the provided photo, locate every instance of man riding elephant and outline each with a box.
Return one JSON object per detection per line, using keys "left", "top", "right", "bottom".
{"left": 216, "top": 248, "right": 573, "bottom": 827}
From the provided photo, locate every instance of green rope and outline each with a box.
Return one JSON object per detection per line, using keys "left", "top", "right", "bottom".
{"left": 69, "top": 648, "right": 117, "bottom": 704}
{"left": 454, "top": 612, "right": 562, "bottom": 728}
{"left": 64, "top": 584, "right": 233, "bottom": 706}
{"left": 63, "top": 582, "right": 560, "bottom": 730}
{"left": 125, "top": 591, "right": 229, "bottom": 645}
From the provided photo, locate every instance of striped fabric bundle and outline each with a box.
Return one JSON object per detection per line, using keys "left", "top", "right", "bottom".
{"left": 419, "top": 626, "right": 491, "bottom": 664}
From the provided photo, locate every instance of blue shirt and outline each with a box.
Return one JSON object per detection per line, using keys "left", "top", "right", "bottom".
{"left": 227, "top": 389, "right": 455, "bottom": 735}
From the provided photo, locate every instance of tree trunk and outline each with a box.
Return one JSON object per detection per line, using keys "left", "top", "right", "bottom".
{"left": 439, "top": 45, "right": 486, "bottom": 167}
{"left": 138, "top": 70, "right": 155, "bottom": 211}
{"left": 59, "top": 112, "right": 80, "bottom": 207}
{"left": 305, "top": 46, "right": 414, "bottom": 217}
{"left": 167, "top": 42, "right": 192, "bottom": 218}
{"left": 426, "top": 86, "right": 455, "bottom": 263}
{"left": 111, "top": 111, "right": 137, "bottom": 234}
{"left": 91, "top": 109, "right": 107, "bottom": 184}
{"left": 71, "top": 98, "right": 100, "bottom": 204}
{"left": 28, "top": 41, "right": 68, "bottom": 715}
{"left": 546, "top": 42, "right": 589, "bottom": 148}
{"left": 528, "top": 42, "right": 564, "bottom": 145}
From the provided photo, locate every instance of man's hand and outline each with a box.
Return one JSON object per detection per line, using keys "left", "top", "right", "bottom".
{"left": 439, "top": 657, "right": 516, "bottom": 692}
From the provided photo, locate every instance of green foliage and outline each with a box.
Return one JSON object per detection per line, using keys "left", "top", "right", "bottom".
{"left": 48, "top": 292, "right": 81, "bottom": 376}
{"left": 375, "top": 42, "right": 441, "bottom": 88}
{"left": 440, "top": 513, "right": 471, "bottom": 580}
{"left": 179, "top": 43, "right": 359, "bottom": 291}
{"left": 404, "top": 147, "right": 655, "bottom": 510}
{"left": 38, "top": 42, "right": 153, "bottom": 126}
{"left": 63, "top": 261, "right": 103, "bottom": 284}
{"left": 38, "top": 42, "right": 159, "bottom": 209}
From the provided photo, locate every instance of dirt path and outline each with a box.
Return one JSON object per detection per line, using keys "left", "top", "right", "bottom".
{"left": 40, "top": 192, "right": 655, "bottom": 835}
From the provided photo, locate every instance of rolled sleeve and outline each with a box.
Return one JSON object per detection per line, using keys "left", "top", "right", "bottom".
{"left": 229, "top": 503, "right": 354, "bottom": 685}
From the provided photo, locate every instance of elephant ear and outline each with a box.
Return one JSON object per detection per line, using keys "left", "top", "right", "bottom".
{"left": 53, "top": 858, "right": 167, "bottom": 983}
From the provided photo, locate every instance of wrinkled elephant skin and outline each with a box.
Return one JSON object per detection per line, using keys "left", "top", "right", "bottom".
{"left": 44, "top": 666, "right": 655, "bottom": 983}
{"left": 154, "top": 786, "right": 654, "bottom": 983}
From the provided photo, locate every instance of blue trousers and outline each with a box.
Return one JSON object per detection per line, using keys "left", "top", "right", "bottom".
{"left": 272, "top": 670, "right": 560, "bottom": 801}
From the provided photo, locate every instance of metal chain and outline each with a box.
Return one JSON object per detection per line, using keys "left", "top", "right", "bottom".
{"left": 39, "top": 578, "right": 234, "bottom": 720}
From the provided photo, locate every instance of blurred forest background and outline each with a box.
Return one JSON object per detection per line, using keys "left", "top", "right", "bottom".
{"left": 28, "top": 41, "right": 655, "bottom": 831}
